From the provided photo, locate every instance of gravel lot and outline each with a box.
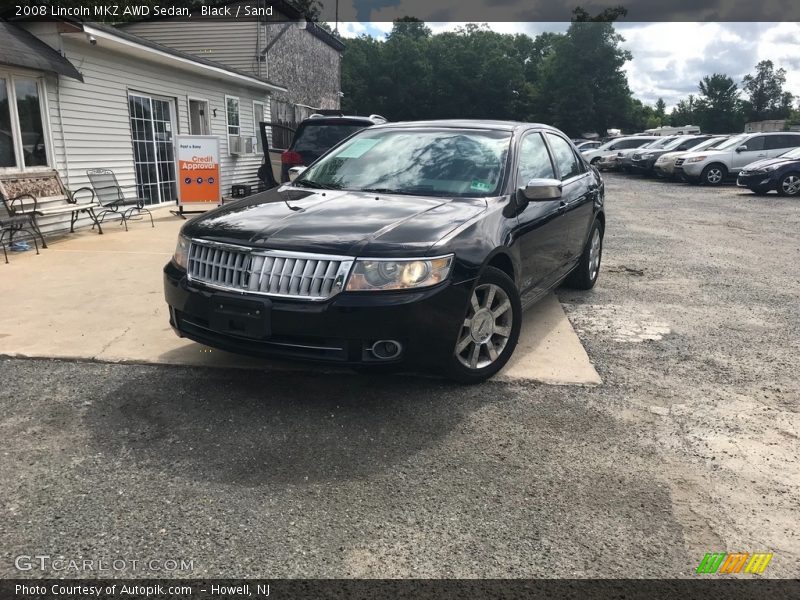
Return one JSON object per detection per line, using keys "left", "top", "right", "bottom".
{"left": 1, "top": 174, "right": 798, "bottom": 578}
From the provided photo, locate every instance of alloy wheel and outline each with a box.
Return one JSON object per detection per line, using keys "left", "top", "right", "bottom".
{"left": 706, "top": 168, "right": 723, "bottom": 184}
{"left": 456, "top": 283, "right": 513, "bottom": 370}
{"left": 589, "top": 227, "right": 602, "bottom": 281}
{"left": 781, "top": 174, "right": 800, "bottom": 196}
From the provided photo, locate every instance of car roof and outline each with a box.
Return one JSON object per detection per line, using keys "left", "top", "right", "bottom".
{"left": 369, "top": 119, "right": 559, "bottom": 133}
{"left": 300, "top": 114, "right": 387, "bottom": 125}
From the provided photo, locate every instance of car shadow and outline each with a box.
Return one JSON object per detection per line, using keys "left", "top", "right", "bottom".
{"left": 85, "top": 366, "right": 499, "bottom": 488}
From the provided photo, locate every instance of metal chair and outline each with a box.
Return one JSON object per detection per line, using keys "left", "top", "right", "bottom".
{"left": 0, "top": 215, "right": 40, "bottom": 263}
{"left": 86, "top": 169, "right": 155, "bottom": 230}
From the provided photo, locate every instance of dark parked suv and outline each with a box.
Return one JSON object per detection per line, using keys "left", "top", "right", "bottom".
{"left": 165, "top": 120, "right": 605, "bottom": 382}
{"left": 278, "top": 114, "right": 387, "bottom": 182}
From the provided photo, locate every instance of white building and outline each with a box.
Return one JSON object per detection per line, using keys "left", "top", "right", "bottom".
{"left": 1, "top": 20, "right": 286, "bottom": 234}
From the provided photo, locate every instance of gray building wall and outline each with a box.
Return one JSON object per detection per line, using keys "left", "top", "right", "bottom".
{"left": 122, "top": 1, "right": 342, "bottom": 112}
{"left": 8, "top": 23, "right": 274, "bottom": 235}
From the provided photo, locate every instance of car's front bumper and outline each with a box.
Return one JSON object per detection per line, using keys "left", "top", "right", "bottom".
{"left": 163, "top": 262, "right": 471, "bottom": 367}
{"left": 679, "top": 161, "right": 705, "bottom": 177}
{"left": 736, "top": 171, "right": 778, "bottom": 191}
{"left": 630, "top": 157, "right": 657, "bottom": 172}
{"left": 653, "top": 163, "right": 674, "bottom": 177}
{"left": 597, "top": 156, "right": 620, "bottom": 170}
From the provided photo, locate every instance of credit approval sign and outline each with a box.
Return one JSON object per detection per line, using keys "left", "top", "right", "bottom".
{"left": 176, "top": 135, "right": 220, "bottom": 208}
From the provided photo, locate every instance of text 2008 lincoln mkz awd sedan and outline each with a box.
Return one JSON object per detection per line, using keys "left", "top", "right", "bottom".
{"left": 164, "top": 120, "right": 605, "bottom": 382}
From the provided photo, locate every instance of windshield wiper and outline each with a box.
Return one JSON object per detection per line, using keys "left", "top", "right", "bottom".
{"left": 358, "top": 187, "right": 444, "bottom": 196}
{"left": 293, "top": 179, "right": 340, "bottom": 190}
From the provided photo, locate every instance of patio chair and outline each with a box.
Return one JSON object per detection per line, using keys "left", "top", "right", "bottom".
{"left": 86, "top": 169, "right": 155, "bottom": 230}
{"left": 0, "top": 215, "right": 40, "bottom": 263}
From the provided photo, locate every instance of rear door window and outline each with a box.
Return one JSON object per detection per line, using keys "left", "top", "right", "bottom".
{"left": 766, "top": 134, "right": 800, "bottom": 150}
{"left": 292, "top": 123, "right": 368, "bottom": 156}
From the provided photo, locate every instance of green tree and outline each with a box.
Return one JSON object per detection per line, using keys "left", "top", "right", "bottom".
{"left": 670, "top": 95, "right": 698, "bottom": 126}
{"left": 654, "top": 98, "right": 667, "bottom": 125}
{"left": 695, "top": 74, "right": 744, "bottom": 133}
{"left": 536, "top": 8, "right": 633, "bottom": 136}
{"left": 741, "top": 60, "right": 795, "bottom": 121}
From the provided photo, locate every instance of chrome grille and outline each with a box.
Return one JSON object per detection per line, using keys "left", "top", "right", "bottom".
{"left": 187, "top": 241, "right": 353, "bottom": 301}
{"left": 674, "top": 158, "right": 685, "bottom": 167}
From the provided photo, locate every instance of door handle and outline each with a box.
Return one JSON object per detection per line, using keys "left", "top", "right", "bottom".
{"left": 558, "top": 200, "right": 568, "bottom": 213}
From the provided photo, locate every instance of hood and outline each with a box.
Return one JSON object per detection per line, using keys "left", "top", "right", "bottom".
{"left": 741, "top": 156, "right": 800, "bottom": 171}
{"left": 182, "top": 186, "right": 487, "bottom": 256}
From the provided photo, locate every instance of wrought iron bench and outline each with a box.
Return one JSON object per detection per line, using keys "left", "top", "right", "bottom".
{"left": 86, "top": 169, "right": 155, "bottom": 230}
{"left": 0, "top": 171, "right": 107, "bottom": 249}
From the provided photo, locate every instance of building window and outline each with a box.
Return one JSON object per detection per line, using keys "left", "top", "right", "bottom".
{"left": 226, "top": 96, "right": 240, "bottom": 136}
{"left": 0, "top": 78, "right": 17, "bottom": 168}
{"left": 253, "top": 100, "right": 265, "bottom": 153}
{"left": 0, "top": 72, "right": 49, "bottom": 171}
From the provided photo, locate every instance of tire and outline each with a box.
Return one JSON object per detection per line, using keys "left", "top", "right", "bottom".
{"left": 445, "top": 267, "right": 522, "bottom": 384}
{"left": 777, "top": 172, "right": 800, "bottom": 197}
{"left": 701, "top": 164, "right": 727, "bottom": 186}
{"left": 566, "top": 220, "right": 603, "bottom": 290}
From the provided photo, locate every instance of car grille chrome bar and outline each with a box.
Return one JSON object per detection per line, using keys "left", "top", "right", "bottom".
{"left": 187, "top": 240, "right": 353, "bottom": 301}
{"left": 674, "top": 158, "right": 685, "bottom": 167}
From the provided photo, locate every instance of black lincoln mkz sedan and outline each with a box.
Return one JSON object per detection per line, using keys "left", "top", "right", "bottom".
{"left": 164, "top": 120, "right": 605, "bottom": 382}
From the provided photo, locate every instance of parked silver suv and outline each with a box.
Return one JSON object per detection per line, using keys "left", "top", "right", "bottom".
{"left": 677, "top": 132, "right": 800, "bottom": 185}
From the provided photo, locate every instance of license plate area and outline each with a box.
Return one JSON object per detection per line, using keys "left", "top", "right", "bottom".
{"left": 209, "top": 295, "right": 271, "bottom": 339}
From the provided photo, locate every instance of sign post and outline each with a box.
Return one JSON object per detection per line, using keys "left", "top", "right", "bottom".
{"left": 173, "top": 135, "right": 221, "bottom": 218}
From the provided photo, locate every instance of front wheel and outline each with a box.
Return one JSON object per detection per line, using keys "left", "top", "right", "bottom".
{"left": 778, "top": 172, "right": 800, "bottom": 197}
{"left": 566, "top": 220, "right": 603, "bottom": 290}
{"left": 445, "top": 267, "right": 522, "bottom": 384}
{"left": 701, "top": 164, "right": 727, "bottom": 186}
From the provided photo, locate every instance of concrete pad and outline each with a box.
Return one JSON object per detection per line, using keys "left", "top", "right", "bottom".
{"left": 0, "top": 209, "right": 601, "bottom": 385}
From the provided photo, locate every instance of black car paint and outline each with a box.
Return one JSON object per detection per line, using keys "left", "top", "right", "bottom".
{"left": 736, "top": 155, "right": 800, "bottom": 194}
{"left": 164, "top": 121, "right": 605, "bottom": 368}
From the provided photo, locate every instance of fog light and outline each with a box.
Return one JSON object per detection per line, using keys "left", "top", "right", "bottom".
{"left": 370, "top": 340, "right": 403, "bottom": 360}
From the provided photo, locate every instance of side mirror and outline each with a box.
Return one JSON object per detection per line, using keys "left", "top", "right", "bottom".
{"left": 736, "top": 145, "right": 748, "bottom": 153}
{"left": 520, "top": 178, "right": 562, "bottom": 201}
{"left": 288, "top": 166, "right": 307, "bottom": 182}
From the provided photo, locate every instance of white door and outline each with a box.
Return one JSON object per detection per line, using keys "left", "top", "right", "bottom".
{"left": 732, "top": 135, "right": 767, "bottom": 171}
{"left": 129, "top": 93, "right": 178, "bottom": 205}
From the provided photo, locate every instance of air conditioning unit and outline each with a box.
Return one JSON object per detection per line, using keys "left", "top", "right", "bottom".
{"left": 229, "top": 136, "right": 255, "bottom": 155}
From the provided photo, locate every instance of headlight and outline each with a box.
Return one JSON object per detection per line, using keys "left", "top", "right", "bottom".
{"left": 655, "top": 156, "right": 669, "bottom": 164}
{"left": 686, "top": 156, "right": 707, "bottom": 163}
{"left": 345, "top": 255, "right": 454, "bottom": 291}
{"left": 173, "top": 234, "right": 190, "bottom": 269}
{"left": 759, "top": 164, "right": 780, "bottom": 172}
{"left": 641, "top": 153, "right": 653, "bottom": 159}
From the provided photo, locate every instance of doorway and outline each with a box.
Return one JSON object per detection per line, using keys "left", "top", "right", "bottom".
{"left": 128, "top": 92, "right": 177, "bottom": 205}
{"left": 188, "top": 98, "right": 210, "bottom": 135}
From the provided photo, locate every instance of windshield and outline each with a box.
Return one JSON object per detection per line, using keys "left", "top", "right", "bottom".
{"left": 650, "top": 137, "right": 677, "bottom": 149}
{"left": 662, "top": 137, "right": 692, "bottom": 151}
{"left": 688, "top": 137, "right": 725, "bottom": 152}
{"left": 780, "top": 147, "right": 800, "bottom": 159}
{"left": 295, "top": 128, "right": 512, "bottom": 197}
{"left": 712, "top": 134, "right": 749, "bottom": 151}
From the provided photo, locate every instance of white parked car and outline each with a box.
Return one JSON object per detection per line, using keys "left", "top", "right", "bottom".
{"left": 676, "top": 132, "right": 800, "bottom": 185}
{"left": 653, "top": 136, "right": 729, "bottom": 179}
{"left": 582, "top": 136, "right": 658, "bottom": 166}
